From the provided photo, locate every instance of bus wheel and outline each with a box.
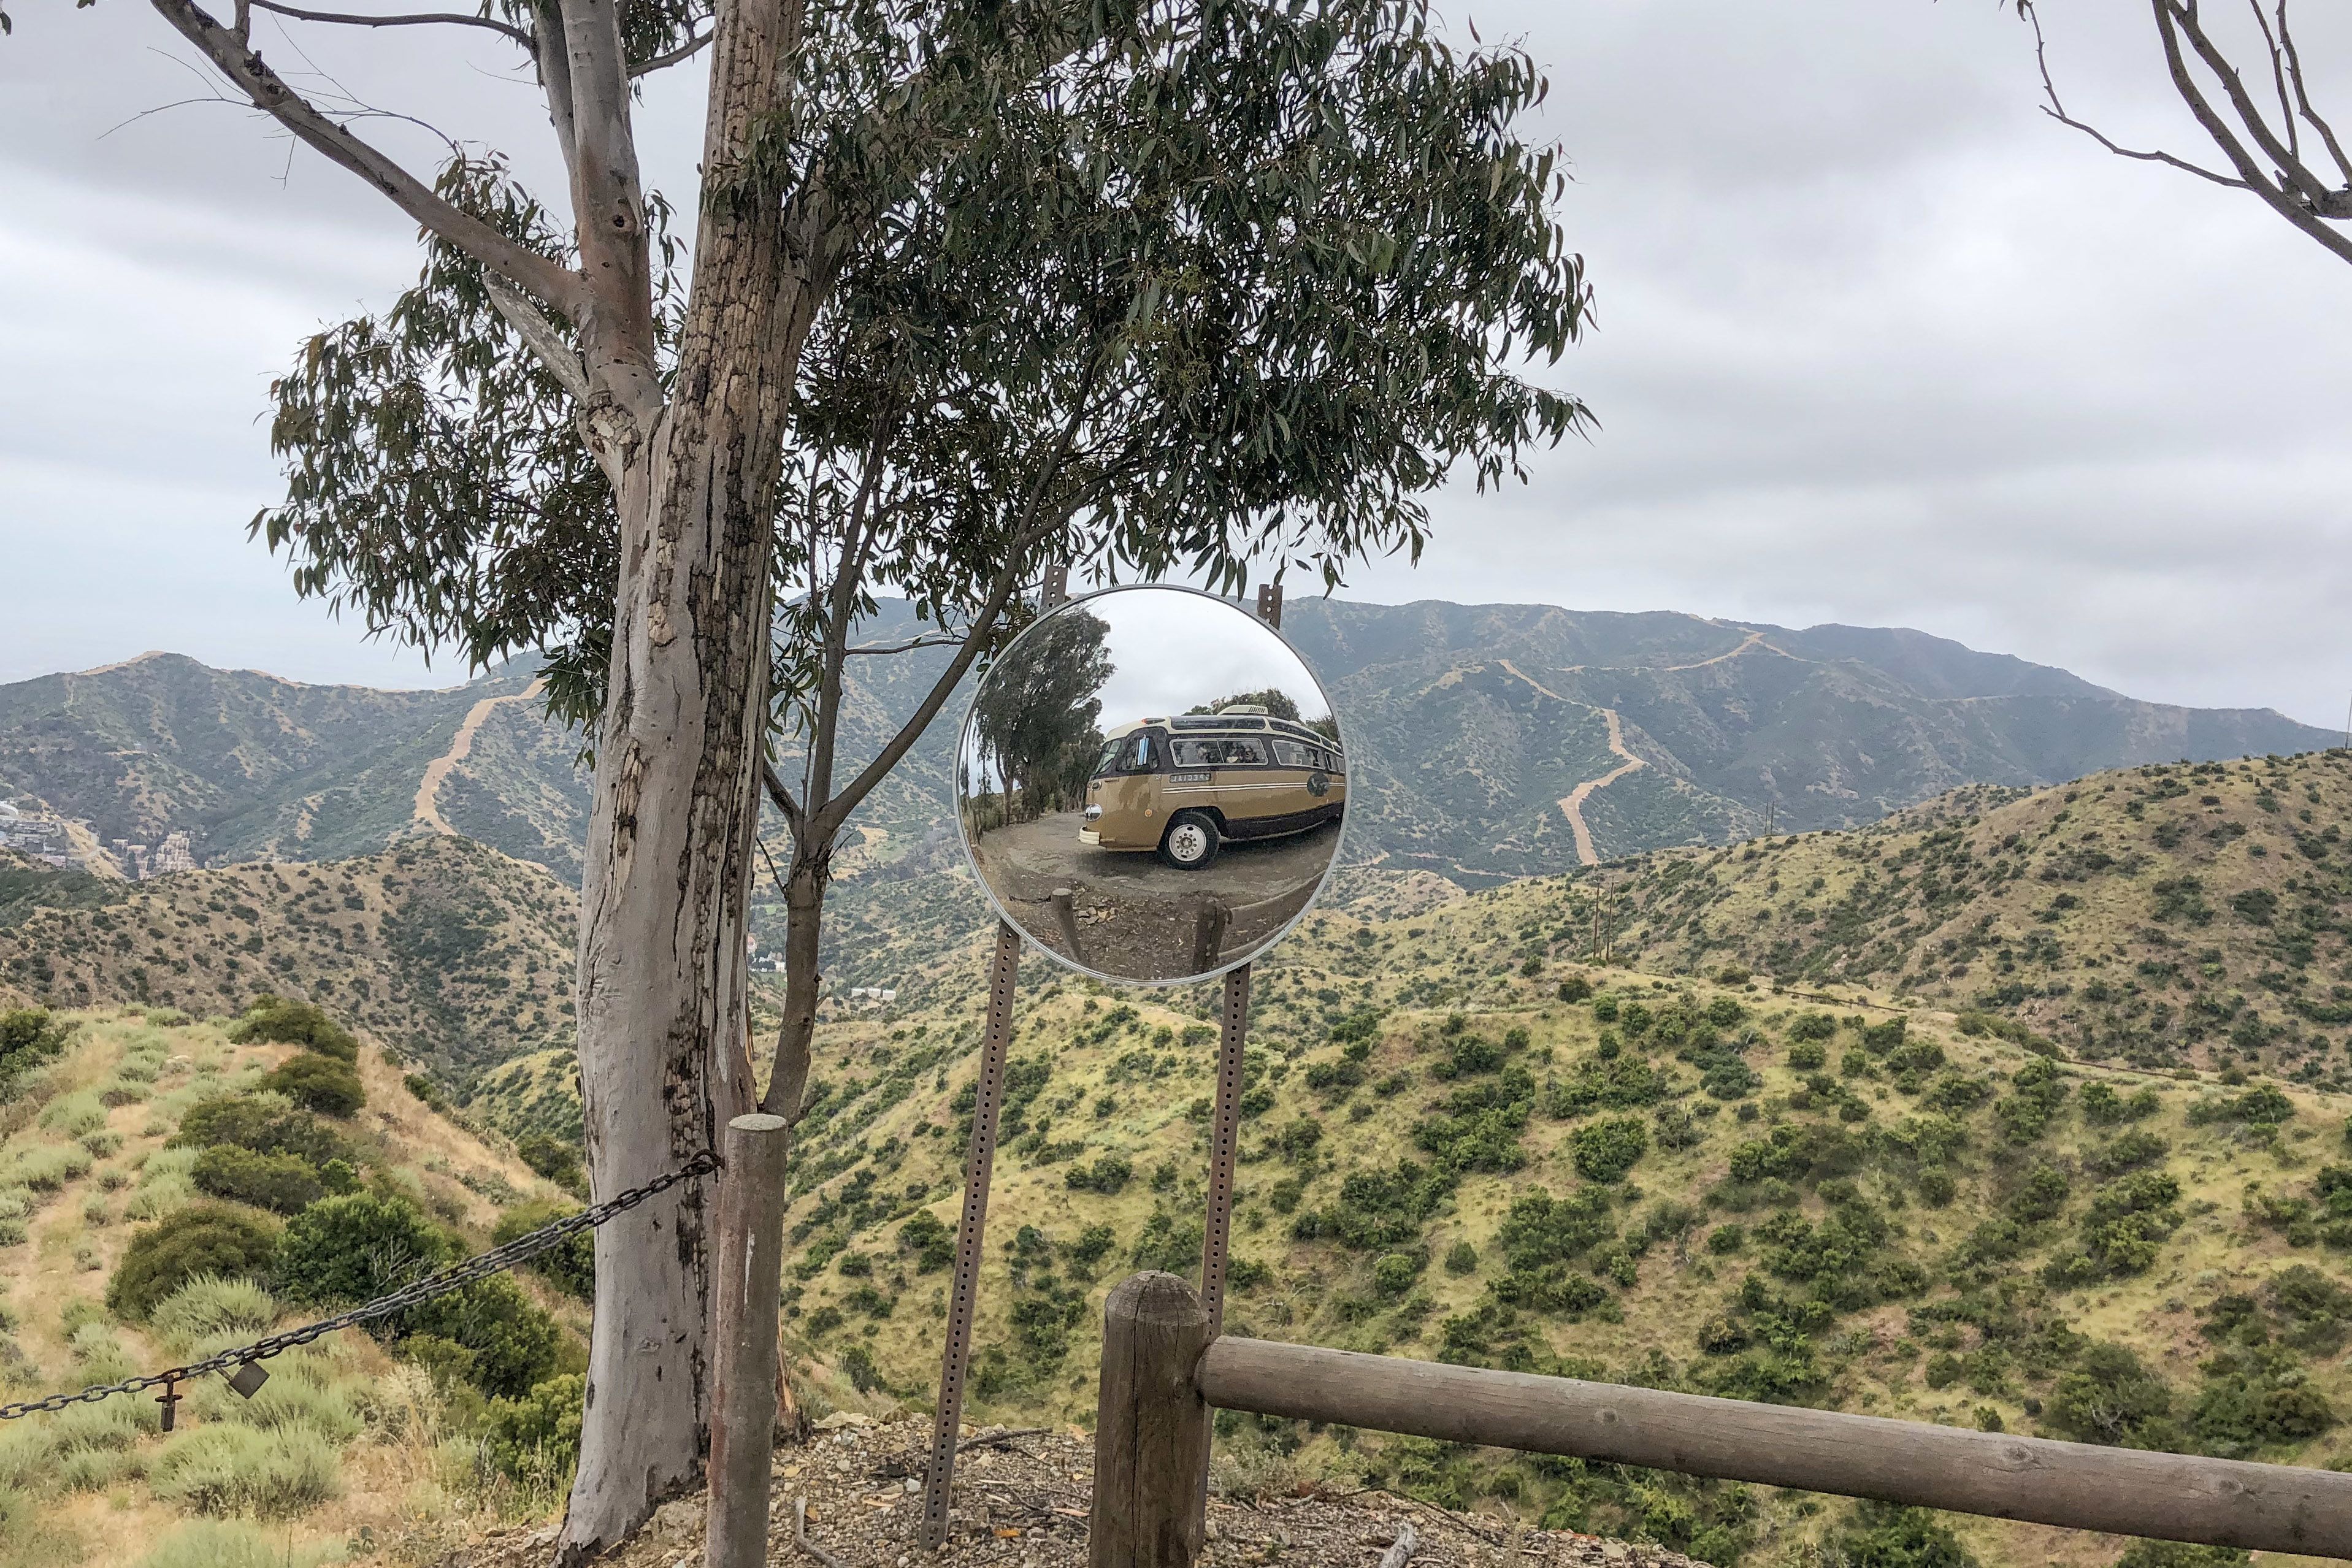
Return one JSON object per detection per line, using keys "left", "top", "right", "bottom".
{"left": 1159, "top": 812, "right": 1220, "bottom": 870}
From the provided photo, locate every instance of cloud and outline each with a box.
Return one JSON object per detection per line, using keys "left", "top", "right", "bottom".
{"left": 2, "top": 0, "right": 2348, "bottom": 724}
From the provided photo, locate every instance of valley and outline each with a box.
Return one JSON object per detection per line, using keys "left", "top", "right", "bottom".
{"left": 1, "top": 614, "right": 2349, "bottom": 1568}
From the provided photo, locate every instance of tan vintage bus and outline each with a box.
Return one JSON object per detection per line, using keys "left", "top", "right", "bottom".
{"left": 1080, "top": 705, "right": 1346, "bottom": 869}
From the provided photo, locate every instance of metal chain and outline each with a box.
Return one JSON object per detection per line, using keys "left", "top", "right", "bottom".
{"left": 0, "top": 1147, "right": 721, "bottom": 1422}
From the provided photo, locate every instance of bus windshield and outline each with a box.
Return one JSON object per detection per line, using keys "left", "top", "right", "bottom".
{"left": 1095, "top": 732, "right": 1151, "bottom": 776}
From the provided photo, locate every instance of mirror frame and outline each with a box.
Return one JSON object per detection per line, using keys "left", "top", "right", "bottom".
{"left": 951, "top": 583, "right": 1352, "bottom": 987}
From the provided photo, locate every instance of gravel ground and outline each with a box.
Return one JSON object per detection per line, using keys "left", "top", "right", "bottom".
{"left": 464, "top": 1417, "right": 1705, "bottom": 1568}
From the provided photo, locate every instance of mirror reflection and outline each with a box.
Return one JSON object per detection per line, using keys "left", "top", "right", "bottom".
{"left": 956, "top": 586, "right": 1347, "bottom": 984}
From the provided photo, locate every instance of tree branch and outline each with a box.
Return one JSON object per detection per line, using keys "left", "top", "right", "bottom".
{"left": 484, "top": 277, "right": 591, "bottom": 403}
{"left": 629, "top": 28, "right": 711, "bottom": 77}
{"left": 2029, "top": 2, "right": 2249, "bottom": 190}
{"left": 844, "top": 635, "right": 963, "bottom": 656}
{"left": 2275, "top": 2, "right": 2352, "bottom": 186}
{"left": 146, "top": 0, "right": 592, "bottom": 318}
{"left": 2161, "top": 0, "right": 2341, "bottom": 212}
{"left": 2151, "top": 0, "right": 2352, "bottom": 261}
{"left": 762, "top": 760, "right": 806, "bottom": 833}
{"left": 554, "top": 0, "right": 662, "bottom": 402}
{"left": 810, "top": 537, "right": 1045, "bottom": 841}
{"left": 244, "top": 0, "right": 535, "bottom": 51}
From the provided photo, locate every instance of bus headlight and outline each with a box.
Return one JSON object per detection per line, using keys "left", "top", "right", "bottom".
{"left": 1083, "top": 804, "right": 1103, "bottom": 822}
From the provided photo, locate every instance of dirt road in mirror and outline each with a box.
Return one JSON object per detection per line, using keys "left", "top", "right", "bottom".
{"left": 967, "top": 810, "right": 1339, "bottom": 981}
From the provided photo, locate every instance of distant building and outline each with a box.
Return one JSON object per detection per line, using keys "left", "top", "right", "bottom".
{"left": 150, "top": 832, "right": 197, "bottom": 876}
{"left": 0, "top": 803, "right": 72, "bottom": 868}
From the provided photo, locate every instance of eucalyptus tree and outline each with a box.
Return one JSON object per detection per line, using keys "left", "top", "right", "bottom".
{"left": 44, "top": 0, "right": 1589, "bottom": 1552}
{"left": 964, "top": 607, "right": 1114, "bottom": 825}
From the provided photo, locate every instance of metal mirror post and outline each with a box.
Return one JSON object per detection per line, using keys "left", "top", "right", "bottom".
{"left": 921, "top": 568, "right": 1068, "bottom": 1550}
{"left": 924, "top": 577, "right": 1341, "bottom": 1550}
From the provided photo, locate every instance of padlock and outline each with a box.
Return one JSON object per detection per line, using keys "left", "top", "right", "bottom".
{"left": 156, "top": 1377, "right": 180, "bottom": 1432}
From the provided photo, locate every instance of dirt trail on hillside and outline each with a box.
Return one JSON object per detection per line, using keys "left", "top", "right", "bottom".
{"left": 1660, "top": 629, "right": 1764, "bottom": 671}
{"left": 1557, "top": 708, "right": 1645, "bottom": 866}
{"left": 413, "top": 679, "right": 545, "bottom": 834}
{"left": 1494, "top": 661, "right": 1646, "bottom": 868}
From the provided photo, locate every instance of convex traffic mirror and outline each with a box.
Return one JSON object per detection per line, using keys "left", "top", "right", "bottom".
{"left": 954, "top": 586, "right": 1348, "bottom": 985}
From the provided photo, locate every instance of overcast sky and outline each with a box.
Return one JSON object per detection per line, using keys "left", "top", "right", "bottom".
{"left": 956, "top": 589, "right": 1330, "bottom": 792}
{"left": 4, "top": 2, "right": 2348, "bottom": 724}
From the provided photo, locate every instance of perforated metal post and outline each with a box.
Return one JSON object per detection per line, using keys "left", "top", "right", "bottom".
{"left": 921, "top": 921, "right": 1024, "bottom": 1547}
{"left": 1254, "top": 581, "right": 1284, "bottom": 629}
{"left": 1197, "top": 964, "right": 1252, "bottom": 1334}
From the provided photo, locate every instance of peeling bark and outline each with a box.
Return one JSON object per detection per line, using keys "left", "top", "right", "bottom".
{"left": 559, "top": 0, "right": 817, "bottom": 1553}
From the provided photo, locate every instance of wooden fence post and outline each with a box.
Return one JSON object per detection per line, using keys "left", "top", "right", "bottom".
{"left": 1051, "top": 887, "right": 1082, "bottom": 959}
{"left": 1190, "top": 897, "right": 1229, "bottom": 976}
{"left": 1092, "top": 1272, "right": 1212, "bottom": 1568}
{"left": 706, "top": 1114, "right": 792, "bottom": 1568}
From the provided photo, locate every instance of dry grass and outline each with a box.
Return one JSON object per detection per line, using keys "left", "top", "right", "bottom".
{"left": 0, "top": 1012, "right": 569, "bottom": 1568}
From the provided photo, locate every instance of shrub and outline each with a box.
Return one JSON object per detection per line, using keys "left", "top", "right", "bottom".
{"left": 2044, "top": 1342, "right": 2178, "bottom": 1448}
{"left": 2188, "top": 1085, "right": 2295, "bottom": 1128}
{"left": 255, "top": 1054, "right": 364, "bottom": 1119}
{"left": 7, "top": 1142, "right": 93, "bottom": 1190}
{"left": 1572, "top": 1116, "right": 1649, "bottom": 1183}
{"left": 1787, "top": 1042, "right": 1826, "bottom": 1070}
{"left": 171, "top": 1095, "right": 345, "bottom": 1166}
{"left": 136, "top": 1521, "right": 348, "bottom": 1568}
{"left": 900, "top": 1210, "right": 956, "bottom": 1273}
{"left": 2082, "top": 1082, "right": 2161, "bottom": 1125}
{"left": 1831, "top": 1500, "right": 1977, "bottom": 1568}
{"left": 515, "top": 1133, "right": 588, "bottom": 1195}
{"left": 40, "top": 1090, "right": 109, "bottom": 1137}
{"left": 1132, "top": 1208, "right": 1206, "bottom": 1274}
{"left": 0, "top": 1008, "right": 74, "bottom": 1084}
{"left": 1557, "top": 976, "right": 1593, "bottom": 1004}
{"left": 1372, "top": 1253, "right": 1423, "bottom": 1296}
{"left": 485, "top": 1374, "right": 584, "bottom": 1486}
{"left": 151, "top": 1275, "right": 278, "bottom": 1349}
{"left": 1444, "top": 1240, "right": 1479, "bottom": 1275}
{"left": 275, "top": 1191, "right": 449, "bottom": 1306}
{"left": 397, "top": 1274, "right": 562, "bottom": 1398}
{"left": 191, "top": 1146, "right": 322, "bottom": 1214}
{"left": 228, "top": 996, "right": 358, "bottom": 1061}
{"left": 150, "top": 1424, "right": 339, "bottom": 1517}
{"left": 494, "top": 1200, "right": 594, "bottom": 1299}
{"left": 109, "top": 1205, "right": 281, "bottom": 1321}
{"left": 1069, "top": 1224, "right": 1117, "bottom": 1270}
{"left": 2045, "top": 1171, "right": 2182, "bottom": 1285}
{"left": 2113, "top": 1544, "right": 2247, "bottom": 1568}
{"left": 1994, "top": 1056, "right": 2070, "bottom": 1144}
{"left": 1065, "top": 1155, "right": 1133, "bottom": 1195}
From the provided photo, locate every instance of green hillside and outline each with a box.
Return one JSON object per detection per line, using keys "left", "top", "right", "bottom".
{"left": 764, "top": 932, "right": 2352, "bottom": 1567}
{"left": 0, "top": 654, "right": 588, "bottom": 882}
{"left": 0, "top": 837, "right": 577, "bottom": 1084}
{"left": 1572, "top": 749, "right": 2352, "bottom": 1078}
{"left": 7, "top": 748, "right": 2352, "bottom": 1565}
{"left": 0, "top": 1004, "right": 603, "bottom": 1568}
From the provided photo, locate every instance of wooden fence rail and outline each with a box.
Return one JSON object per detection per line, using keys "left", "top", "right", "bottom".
{"left": 1089, "top": 1272, "right": 2352, "bottom": 1567}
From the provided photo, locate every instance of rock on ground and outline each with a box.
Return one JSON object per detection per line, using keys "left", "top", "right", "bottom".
{"left": 462, "top": 1417, "right": 1706, "bottom": 1568}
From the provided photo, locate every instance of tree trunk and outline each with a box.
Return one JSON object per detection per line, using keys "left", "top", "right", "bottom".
{"left": 562, "top": 424, "right": 774, "bottom": 1560}
{"left": 559, "top": 0, "right": 819, "bottom": 1553}
{"left": 763, "top": 849, "right": 829, "bottom": 1121}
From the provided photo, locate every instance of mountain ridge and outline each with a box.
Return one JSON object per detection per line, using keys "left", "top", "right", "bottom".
{"left": 1, "top": 603, "right": 2332, "bottom": 893}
